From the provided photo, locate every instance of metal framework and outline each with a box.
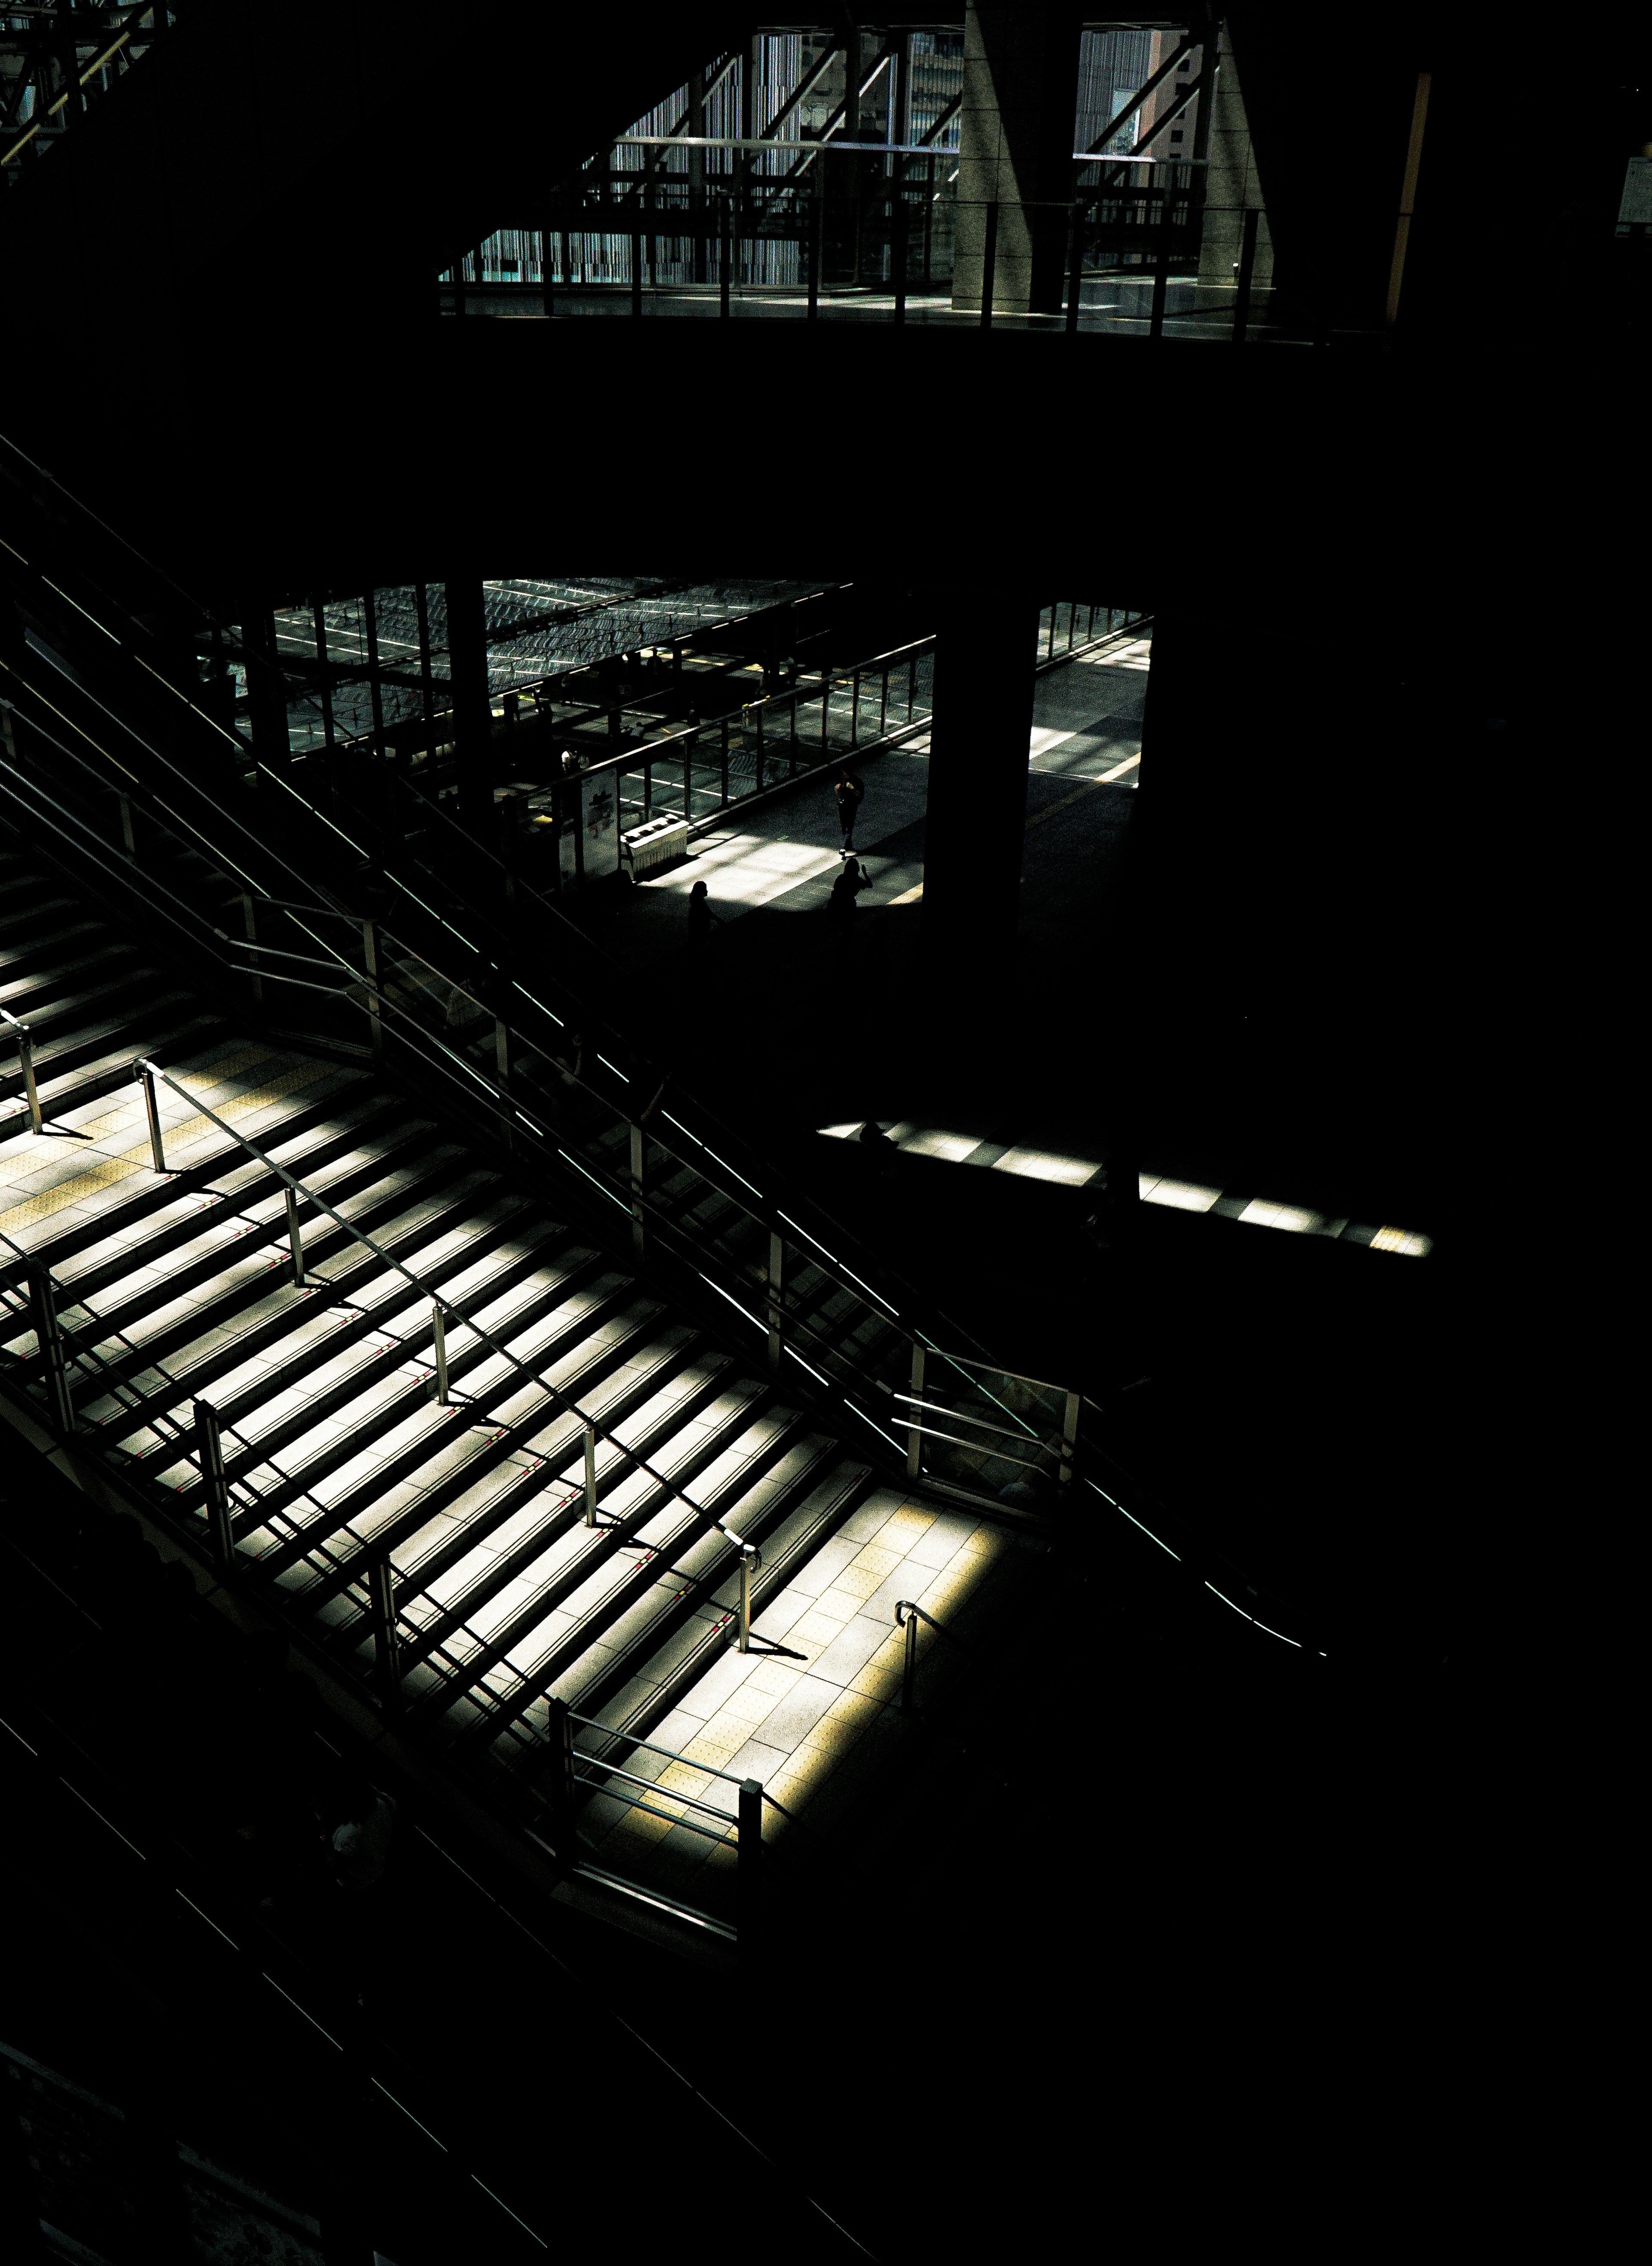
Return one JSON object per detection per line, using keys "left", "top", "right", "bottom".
{"left": 0, "top": 0, "right": 173, "bottom": 178}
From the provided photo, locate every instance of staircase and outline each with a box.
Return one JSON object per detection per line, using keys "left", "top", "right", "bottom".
{"left": 0, "top": 835, "right": 925, "bottom": 1926}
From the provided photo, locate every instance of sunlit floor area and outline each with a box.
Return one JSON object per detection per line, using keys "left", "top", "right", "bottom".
{"left": 813, "top": 1123, "right": 1432, "bottom": 1256}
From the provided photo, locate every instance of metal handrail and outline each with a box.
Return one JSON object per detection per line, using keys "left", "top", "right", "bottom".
{"left": 130, "top": 1056, "right": 762, "bottom": 1564}
{"left": 894, "top": 1597, "right": 967, "bottom": 1713}
{"left": 0, "top": 1001, "right": 43, "bottom": 1134}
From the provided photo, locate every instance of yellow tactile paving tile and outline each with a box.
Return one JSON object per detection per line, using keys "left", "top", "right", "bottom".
{"left": 0, "top": 1058, "right": 330, "bottom": 1238}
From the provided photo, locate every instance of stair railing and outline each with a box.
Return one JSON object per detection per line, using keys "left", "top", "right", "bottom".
{"left": 0, "top": 1004, "right": 44, "bottom": 1135}
{"left": 893, "top": 1598, "right": 969, "bottom": 1714}
{"left": 129, "top": 1055, "right": 765, "bottom": 1579}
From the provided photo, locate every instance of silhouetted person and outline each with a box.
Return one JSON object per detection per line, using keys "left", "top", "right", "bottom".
{"left": 834, "top": 767, "right": 865, "bottom": 852}
{"left": 827, "top": 856, "right": 870, "bottom": 922}
{"left": 687, "top": 878, "right": 714, "bottom": 946}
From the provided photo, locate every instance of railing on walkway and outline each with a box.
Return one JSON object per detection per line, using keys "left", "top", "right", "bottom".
{"left": 0, "top": 0, "right": 176, "bottom": 179}
{"left": 0, "top": 433, "right": 1325, "bottom": 1664}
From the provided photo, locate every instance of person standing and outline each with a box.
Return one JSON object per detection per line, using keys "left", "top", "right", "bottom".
{"left": 834, "top": 768, "right": 865, "bottom": 854}
{"left": 687, "top": 878, "right": 714, "bottom": 946}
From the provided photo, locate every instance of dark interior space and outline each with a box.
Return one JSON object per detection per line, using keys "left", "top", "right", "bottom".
{"left": 0, "top": 4, "right": 1629, "bottom": 2259}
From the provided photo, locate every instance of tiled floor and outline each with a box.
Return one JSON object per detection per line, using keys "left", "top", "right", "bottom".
{"left": 579, "top": 1488, "right": 1015, "bottom": 1885}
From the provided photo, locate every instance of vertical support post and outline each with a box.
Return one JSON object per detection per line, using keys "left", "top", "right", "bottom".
{"left": 629, "top": 1121, "right": 646, "bottom": 1265}
{"left": 28, "top": 1267, "right": 73, "bottom": 1434}
{"left": 719, "top": 715, "right": 730, "bottom": 805}
{"left": 583, "top": 1422, "right": 598, "bottom": 1527}
{"left": 737, "top": 1545, "right": 759, "bottom": 1653}
{"left": 414, "top": 581, "right": 435, "bottom": 748}
{"left": 878, "top": 665, "right": 889, "bottom": 739}
{"left": 850, "top": 667, "right": 861, "bottom": 746}
{"left": 892, "top": 167, "right": 908, "bottom": 322}
{"left": 765, "top": 1230, "right": 784, "bottom": 1374}
{"left": 369, "top": 1554, "right": 400, "bottom": 1713}
{"left": 311, "top": 597, "right": 335, "bottom": 748}
{"left": 14, "top": 1021, "right": 43, "bottom": 1135}
{"left": 240, "top": 895, "right": 263, "bottom": 1008}
{"left": 979, "top": 199, "right": 998, "bottom": 327}
{"left": 631, "top": 222, "right": 643, "bottom": 315}
{"left": 720, "top": 190, "right": 731, "bottom": 318}
{"left": 1232, "top": 202, "right": 1260, "bottom": 343}
{"left": 808, "top": 175, "right": 822, "bottom": 319}
{"left": 545, "top": 1696, "right": 576, "bottom": 1859}
{"left": 683, "top": 732, "right": 693, "bottom": 824}
{"left": 541, "top": 221, "right": 555, "bottom": 318}
{"left": 363, "top": 588, "right": 385, "bottom": 755}
{"left": 285, "top": 1185, "right": 308, "bottom": 1287}
{"left": 494, "top": 1015, "right": 513, "bottom": 1150}
{"left": 431, "top": 1303, "right": 450, "bottom": 1405}
{"left": 137, "top": 1062, "right": 166, "bottom": 1173}
{"left": 361, "top": 918, "right": 382, "bottom": 1056}
{"left": 118, "top": 791, "right": 137, "bottom": 858}
{"left": 1150, "top": 182, "right": 1171, "bottom": 338}
{"left": 1064, "top": 201, "right": 1083, "bottom": 332}
{"left": 194, "top": 1397, "right": 233, "bottom": 1568}
{"left": 906, "top": 1340, "right": 925, "bottom": 1482}
{"left": 908, "top": 651, "right": 917, "bottom": 725}
{"left": 898, "top": 1604, "right": 920, "bottom": 1712}
{"left": 1060, "top": 1387, "right": 1080, "bottom": 1485}
{"left": 737, "top": 1778, "right": 762, "bottom": 1954}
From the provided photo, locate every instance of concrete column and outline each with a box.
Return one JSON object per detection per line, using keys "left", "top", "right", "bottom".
{"left": 921, "top": 587, "right": 1041, "bottom": 975}
{"left": 952, "top": 3, "right": 1083, "bottom": 316}
{"left": 1193, "top": 27, "right": 1276, "bottom": 316}
{"left": 444, "top": 574, "right": 492, "bottom": 832}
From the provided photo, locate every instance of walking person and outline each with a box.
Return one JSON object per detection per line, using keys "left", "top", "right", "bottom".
{"left": 833, "top": 767, "right": 865, "bottom": 854}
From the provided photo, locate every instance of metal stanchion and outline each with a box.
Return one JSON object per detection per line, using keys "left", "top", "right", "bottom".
{"left": 737, "top": 1542, "right": 761, "bottom": 1654}
{"left": 629, "top": 1122, "right": 646, "bottom": 1266}
{"left": 546, "top": 1696, "right": 577, "bottom": 1860}
{"left": 430, "top": 1304, "right": 450, "bottom": 1404}
{"left": 583, "top": 1421, "right": 598, "bottom": 1527}
{"left": 285, "top": 1186, "right": 308, "bottom": 1287}
{"left": 765, "top": 1231, "right": 784, "bottom": 1375}
{"left": 194, "top": 1398, "right": 233, "bottom": 1568}
{"left": 897, "top": 1600, "right": 922, "bottom": 1712}
{"left": 737, "top": 1778, "right": 762, "bottom": 1956}
{"left": 9, "top": 1016, "right": 43, "bottom": 1135}
{"left": 906, "top": 1341, "right": 925, "bottom": 1482}
{"left": 136, "top": 1062, "right": 166, "bottom": 1172}
{"left": 369, "top": 1555, "right": 401, "bottom": 1714}
{"left": 28, "top": 1266, "right": 73, "bottom": 1434}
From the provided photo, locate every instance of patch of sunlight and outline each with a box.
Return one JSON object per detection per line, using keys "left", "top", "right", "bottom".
{"left": 896, "top": 1127, "right": 982, "bottom": 1163}
{"left": 1237, "top": 1198, "right": 1325, "bottom": 1234}
{"left": 1371, "top": 1226, "right": 1433, "bottom": 1257}
{"left": 644, "top": 834, "right": 838, "bottom": 908}
{"left": 992, "top": 1147, "right": 1104, "bottom": 1186}
{"left": 1140, "top": 1175, "right": 1222, "bottom": 1211}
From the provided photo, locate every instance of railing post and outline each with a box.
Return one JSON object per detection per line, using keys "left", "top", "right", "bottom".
{"left": 906, "top": 1340, "right": 925, "bottom": 1482}
{"left": 897, "top": 1602, "right": 921, "bottom": 1712}
{"left": 13, "top": 1019, "right": 43, "bottom": 1135}
{"left": 1233, "top": 202, "right": 1260, "bottom": 343}
{"left": 751, "top": 704, "right": 764, "bottom": 793}
{"left": 737, "top": 1778, "right": 762, "bottom": 1955}
{"left": 878, "top": 665, "right": 889, "bottom": 739}
{"left": 28, "top": 1266, "right": 73, "bottom": 1434}
{"left": 136, "top": 1061, "right": 166, "bottom": 1173}
{"left": 369, "top": 1554, "right": 401, "bottom": 1714}
{"left": 494, "top": 1015, "right": 513, "bottom": 1152}
{"left": 285, "top": 1185, "right": 308, "bottom": 1287}
{"left": 1060, "top": 1388, "right": 1080, "bottom": 1485}
{"left": 545, "top": 1695, "right": 577, "bottom": 1862}
{"left": 629, "top": 1121, "right": 646, "bottom": 1266}
{"left": 194, "top": 1397, "right": 233, "bottom": 1568}
{"left": 1065, "top": 199, "right": 1083, "bottom": 332}
{"left": 361, "top": 917, "right": 382, "bottom": 1056}
{"left": 240, "top": 894, "right": 263, "bottom": 1008}
{"left": 979, "top": 198, "right": 998, "bottom": 327}
{"left": 720, "top": 189, "right": 732, "bottom": 318}
{"left": 583, "top": 1421, "right": 598, "bottom": 1527}
{"left": 849, "top": 667, "right": 861, "bottom": 746}
{"left": 737, "top": 1543, "right": 761, "bottom": 1654}
{"left": 683, "top": 732, "right": 693, "bottom": 823}
{"left": 765, "top": 1230, "right": 784, "bottom": 1374}
{"left": 718, "top": 715, "right": 729, "bottom": 806}
{"left": 430, "top": 1303, "right": 450, "bottom": 1404}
